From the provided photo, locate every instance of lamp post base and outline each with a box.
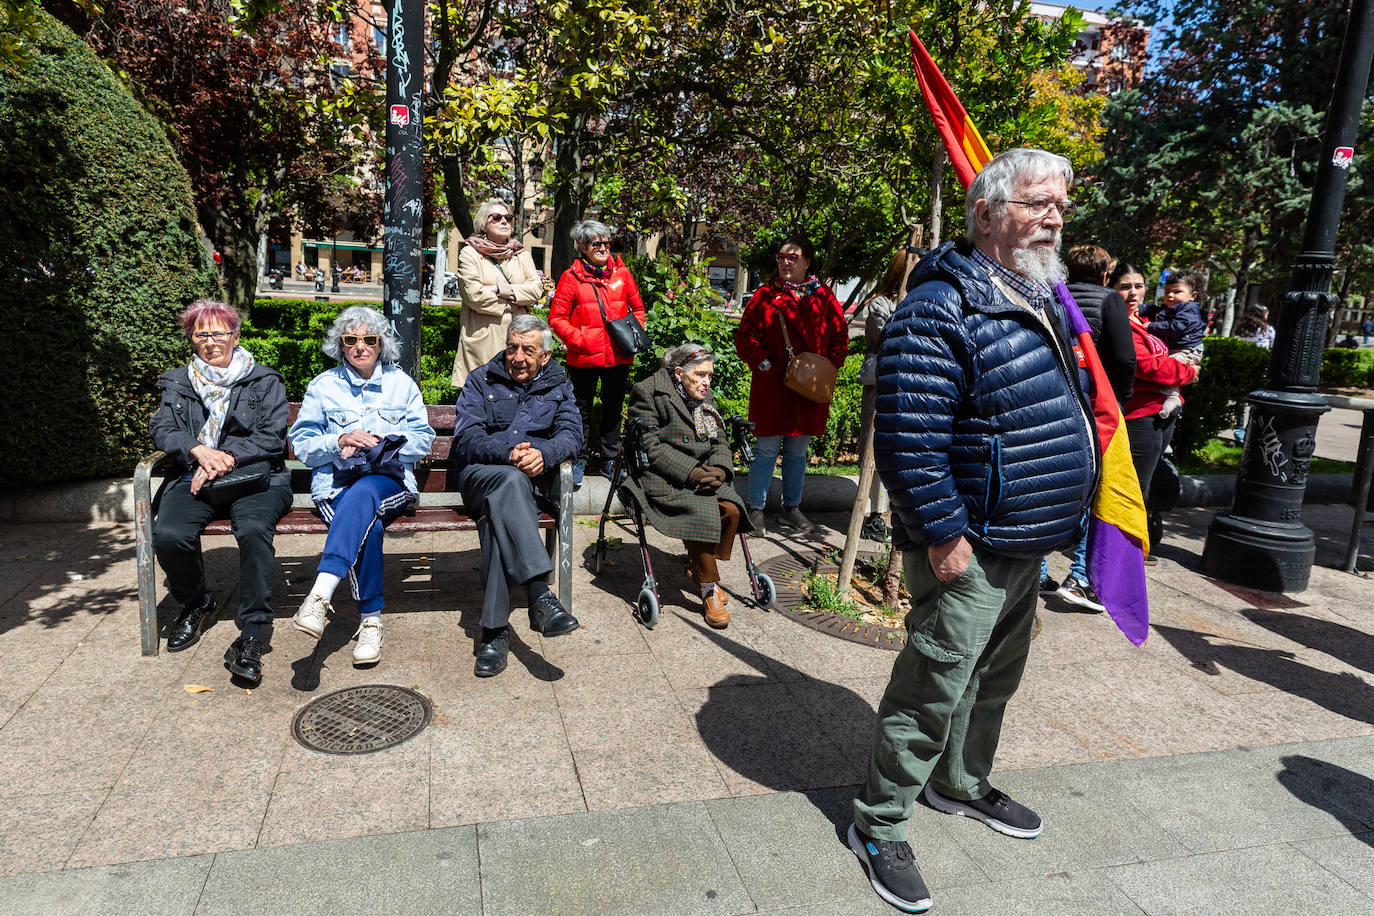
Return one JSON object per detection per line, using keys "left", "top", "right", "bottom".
{"left": 1202, "top": 512, "right": 1316, "bottom": 592}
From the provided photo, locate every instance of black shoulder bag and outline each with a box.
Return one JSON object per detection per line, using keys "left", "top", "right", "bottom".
{"left": 593, "top": 284, "right": 650, "bottom": 356}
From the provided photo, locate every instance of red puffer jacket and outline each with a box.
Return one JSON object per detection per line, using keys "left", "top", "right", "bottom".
{"left": 734, "top": 279, "right": 848, "bottom": 438}
{"left": 548, "top": 257, "right": 647, "bottom": 368}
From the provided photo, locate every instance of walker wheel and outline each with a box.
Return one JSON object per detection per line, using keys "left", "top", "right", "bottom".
{"left": 754, "top": 573, "right": 776, "bottom": 610}
{"left": 634, "top": 589, "right": 660, "bottom": 629}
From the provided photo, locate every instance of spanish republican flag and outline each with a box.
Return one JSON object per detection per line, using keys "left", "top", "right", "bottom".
{"left": 909, "top": 29, "right": 1151, "bottom": 644}
{"left": 908, "top": 32, "right": 993, "bottom": 187}
{"left": 1054, "top": 282, "right": 1152, "bottom": 646}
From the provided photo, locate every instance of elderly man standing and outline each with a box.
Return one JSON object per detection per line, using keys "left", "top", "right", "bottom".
{"left": 453, "top": 314, "right": 584, "bottom": 677}
{"left": 848, "top": 148, "right": 1097, "bottom": 913}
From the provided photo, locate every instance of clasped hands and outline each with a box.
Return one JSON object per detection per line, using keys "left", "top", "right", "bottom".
{"left": 338, "top": 429, "right": 381, "bottom": 459}
{"left": 686, "top": 465, "right": 726, "bottom": 494}
{"left": 509, "top": 441, "right": 546, "bottom": 477}
{"left": 188, "top": 444, "right": 237, "bottom": 495}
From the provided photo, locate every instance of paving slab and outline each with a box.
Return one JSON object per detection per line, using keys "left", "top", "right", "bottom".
{"left": 1104, "top": 843, "right": 1374, "bottom": 914}
{"left": 0, "top": 855, "right": 213, "bottom": 916}
{"left": 474, "top": 801, "right": 751, "bottom": 916}
{"left": 197, "top": 828, "right": 480, "bottom": 916}
{"left": 929, "top": 871, "right": 1146, "bottom": 916}
{"left": 1290, "top": 833, "right": 1374, "bottom": 899}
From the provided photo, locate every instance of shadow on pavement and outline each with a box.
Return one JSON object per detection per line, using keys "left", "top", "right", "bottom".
{"left": 684, "top": 615, "right": 873, "bottom": 843}
{"left": 1242, "top": 608, "right": 1374, "bottom": 676}
{"left": 1277, "top": 755, "right": 1374, "bottom": 849}
{"left": 1153, "top": 624, "right": 1374, "bottom": 726}
{"left": 0, "top": 525, "right": 136, "bottom": 636}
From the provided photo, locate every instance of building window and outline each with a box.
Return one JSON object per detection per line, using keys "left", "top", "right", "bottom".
{"left": 373, "top": 27, "right": 387, "bottom": 57}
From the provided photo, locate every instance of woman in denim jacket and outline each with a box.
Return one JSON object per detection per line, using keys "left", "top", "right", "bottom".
{"left": 288, "top": 306, "right": 435, "bottom": 666}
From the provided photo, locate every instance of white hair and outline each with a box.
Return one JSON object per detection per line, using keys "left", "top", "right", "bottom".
{"left": 508, "top": 313, "right": 553, "bottom": 351}
{"left": 965, "top": 148, "right": 1074, "bottom": 237}
{"left": 322, "top": 306, "right": 400, "bottom": 364}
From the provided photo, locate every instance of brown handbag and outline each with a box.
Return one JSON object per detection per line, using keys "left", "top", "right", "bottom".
{"left": 778, "top": 314, "right": 837, "bottom": 404}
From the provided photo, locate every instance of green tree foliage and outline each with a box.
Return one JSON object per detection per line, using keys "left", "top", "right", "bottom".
{"left": 0, "top": 8, "right": 219, "bottom": 484}
{"left": 1077, "top": 1, "right": 1374, "bottom": 317}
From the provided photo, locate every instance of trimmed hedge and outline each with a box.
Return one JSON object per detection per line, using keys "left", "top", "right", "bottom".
{"left": 0, "top": 10, "right": 219, "bottom": 484}
{"left": 1321, "top": 347, "right": 1374, "bottom": 388}
{"left": 1173, "top": 337, "right": 1270, "bottom": 460}
{"left": 240, "top": 299, "right": 464, "bottom": 403}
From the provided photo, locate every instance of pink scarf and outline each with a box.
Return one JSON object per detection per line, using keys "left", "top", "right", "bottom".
{"left": 467, "top": 235, "right": 524, "bottom": 263}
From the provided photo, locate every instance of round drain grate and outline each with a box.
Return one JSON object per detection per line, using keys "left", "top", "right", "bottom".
{"left": 291, "top": 684, "right": 432, "bottom": 755}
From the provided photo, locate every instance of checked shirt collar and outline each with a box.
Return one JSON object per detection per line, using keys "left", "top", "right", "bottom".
{"left": 970, "top": 246, "right": 1053, "bottom": 314}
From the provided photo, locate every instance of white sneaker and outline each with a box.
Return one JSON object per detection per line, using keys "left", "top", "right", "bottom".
{"left": 352, "top": 617, "right": 383, "bottom": 666}
{"left": 293, "top": 593, "right": 331, "bottom": 639}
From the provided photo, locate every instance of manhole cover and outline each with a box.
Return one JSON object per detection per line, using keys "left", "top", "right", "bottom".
{"left": 291, "top": 684, "right": 432, "bottom": 755}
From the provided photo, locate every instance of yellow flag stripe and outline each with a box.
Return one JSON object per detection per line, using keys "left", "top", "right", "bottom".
{"left": 1092, "top": 420, "right": 1151, "bottom": 555}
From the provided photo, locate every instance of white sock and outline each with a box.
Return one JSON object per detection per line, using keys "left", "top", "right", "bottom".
{"left": 699, "top": 582, "right": 717, "bottom": 597}
{"left": 309, "top": 573, "right": 342, "bottom": 601}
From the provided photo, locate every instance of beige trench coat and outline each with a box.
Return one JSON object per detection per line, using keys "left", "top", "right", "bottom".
{"left": 450, "top": 244, "right": 547, "bottom": 386}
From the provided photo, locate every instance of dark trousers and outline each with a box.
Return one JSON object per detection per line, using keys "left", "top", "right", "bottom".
{"left": 457, "top": 463, "right": 554, "bottom": 629}
{"left": 153, "top": 478, "right": 292, "bottom": 628}
{"left": 684, "top": 501, "right": 742, "bottom": 585}
{"left": 568, "top": 364, "right": 631, "bottom": 460}
{"left": 1126, "top": 413, "right": 1177, "bottom": 548}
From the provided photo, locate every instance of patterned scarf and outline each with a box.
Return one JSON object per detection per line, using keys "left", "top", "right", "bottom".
{"left": 675, "top": 380, "right": 721, "bottom": 441}
{"left": 466, "top": 235, "right": 524, "bottom": 263}
{"left": 579, "top": 257, "right": 614, "bottom": 280}
{"left": 784, "top": 275, "right": 821, "bottom": 300}
{"left": 189, "top": 346, "right": 256, "bottom": 449}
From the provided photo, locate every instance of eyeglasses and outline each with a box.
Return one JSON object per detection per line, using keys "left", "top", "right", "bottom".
{"left": 488, "top": 213, "right": 512, "bottom": 223}
{"left": 586, "top": 240, "right": 611, "bottom": 250}
{"left": 341, "top": 334, "right": 380, "bottom": 348}
{"left": 1001, "top": 199, "right": 1078, "bottom": 220}
{"left": 775, "top": 253, "right": 802, "bottom": 263}
{"left": 191, "top": 331, "right": 236, "bottom": 343}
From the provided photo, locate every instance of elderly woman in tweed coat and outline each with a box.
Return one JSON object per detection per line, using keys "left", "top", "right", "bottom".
{"left": 622, "top": 343, "right": 754, "bottom": 629}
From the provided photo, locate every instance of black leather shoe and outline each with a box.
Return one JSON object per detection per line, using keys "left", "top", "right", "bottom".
{"left": 224, "top": 636, "right": 267, "bottom": 686}
{"left": 474, "top": 630, "right": 510, "bottom": 678}
{"left": 528, "top": 593, "right": 579, "bottom": 636}
{"left": 166, "top": 595, "right": 217, "bottom": 652}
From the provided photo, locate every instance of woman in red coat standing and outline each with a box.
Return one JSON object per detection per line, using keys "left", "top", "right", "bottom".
{"left": 548, "top": 219, "right": 647, "bottom": 484}
{"left": 735, "top": 236, "right": 848, "bottom": 534}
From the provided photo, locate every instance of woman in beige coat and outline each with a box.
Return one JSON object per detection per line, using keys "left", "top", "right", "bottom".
{"left": 450, "top": 198, "right": 550, "bottom": 386}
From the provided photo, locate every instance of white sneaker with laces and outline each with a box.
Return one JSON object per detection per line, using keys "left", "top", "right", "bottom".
{"left": 293, "top": 593, "right": 331, "bottom": 639}
{"left": 353, "top": 617, "right": 383, "bottom": 665}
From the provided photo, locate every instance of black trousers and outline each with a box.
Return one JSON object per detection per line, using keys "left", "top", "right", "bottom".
{"left": 567, "top": 364, "right": 631, "bottom": 460}
{"left": 153, "top": 478, "right": 293, "bottom": 628}
{"left": 457, "top": 463, "right": 554, "bottom": 629}
{"left": 1125, "top": 413, "right": 1177, "bottom": 549}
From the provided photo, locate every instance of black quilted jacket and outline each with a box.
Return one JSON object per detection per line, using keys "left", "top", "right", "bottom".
{"left": 875, "top": 240, "right": 1098, "bottom": 557}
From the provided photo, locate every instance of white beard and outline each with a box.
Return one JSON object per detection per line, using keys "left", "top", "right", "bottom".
{"left": 1010, "top": 244, "right": 1067, "bottom": 287}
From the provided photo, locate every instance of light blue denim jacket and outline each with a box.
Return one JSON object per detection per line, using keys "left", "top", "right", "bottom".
{"left": 289, "top": 363, "right": 436, "bottom": 503}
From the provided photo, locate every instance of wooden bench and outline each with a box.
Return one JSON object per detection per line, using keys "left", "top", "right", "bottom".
{"left": 134, "top": 404, "right": 574, "bottom": 656}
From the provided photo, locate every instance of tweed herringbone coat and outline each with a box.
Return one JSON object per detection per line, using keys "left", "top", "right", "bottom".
{"left": 622, "top": 368, "right": 754, "bottom": 543}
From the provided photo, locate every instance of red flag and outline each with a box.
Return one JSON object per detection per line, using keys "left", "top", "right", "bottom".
{"left": 909, "top": 31, "right": 994, "bottom": 189}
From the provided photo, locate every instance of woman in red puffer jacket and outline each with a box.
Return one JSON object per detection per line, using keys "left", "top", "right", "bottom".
{"left": 548, "top": 219, "right": 647, "bottom": 481}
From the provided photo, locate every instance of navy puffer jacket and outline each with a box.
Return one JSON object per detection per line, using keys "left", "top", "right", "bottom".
{"left": 875, "top": 241, "right": 1097, "bottom": 557}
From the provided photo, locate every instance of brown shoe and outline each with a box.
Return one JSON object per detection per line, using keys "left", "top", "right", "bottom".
{"left": 703, "top": 588, "right": 730, "bottom": 628}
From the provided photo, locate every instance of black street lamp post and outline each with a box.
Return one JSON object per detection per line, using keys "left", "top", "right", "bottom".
{"left": 1202, "top": 0, "right": 1374, "bottom": 591}
{"left": 382, "top": 0, "right": 424, "bottom": 377}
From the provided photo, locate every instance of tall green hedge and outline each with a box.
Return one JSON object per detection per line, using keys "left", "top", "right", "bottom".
{"left": 0, "top": 10, "right": 218, "bottom": 484}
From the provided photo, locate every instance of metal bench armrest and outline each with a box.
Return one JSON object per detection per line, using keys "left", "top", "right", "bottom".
{"left": 134, "top": 451, "right": 173, "bottom": 656}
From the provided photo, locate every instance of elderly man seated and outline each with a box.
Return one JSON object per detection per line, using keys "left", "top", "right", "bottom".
{"left": 452, "top": 314, "right": 584, "bottom": 677}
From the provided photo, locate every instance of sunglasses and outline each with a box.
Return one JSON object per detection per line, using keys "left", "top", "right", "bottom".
{"left": 586, "top": 240, "right": 611, "bottom": 250}
{"left": 191, "top": 331, "right": 236, "bottom": 343}
{"left": 775, "top": 252, "right": 802, "bottom": 263}
{"left": 341, "top": 334, "right": 380, "bottom": 348}
{"left": 488, "top": 213, "right": 513, "bottom": 223}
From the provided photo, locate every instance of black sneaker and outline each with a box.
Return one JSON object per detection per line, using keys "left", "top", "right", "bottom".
{"left": 847, "top": 823, "right": 932, "bottom": 913}
{"left": 1055, "top": 578, "right": 1106, "bottom": 613}
{"left": 1038, "top": 574, "right": 1060, "bottom": 595}
{"left": 860, "top": 514, "right": 890, "bottom": 542}
{"left": 923, "top": 785, "right": 1042, "bottom": 838}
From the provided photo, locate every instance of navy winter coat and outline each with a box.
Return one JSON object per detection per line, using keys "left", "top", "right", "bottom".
{"left": 451, "top": 353, "right": 584, "bottom": 469}
{"left": 875, "top": 241, "right": 1097, "bottom": 558}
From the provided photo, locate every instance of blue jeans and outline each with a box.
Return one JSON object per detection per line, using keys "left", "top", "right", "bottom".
{"left": 1040, "top": 535, "right": 1089, "bottom": 584}
{"left": 317, "top": 475, "right": 413, "bottom": 616}
{"left": 747, "top": 435, "right": 812, "bottom": 509}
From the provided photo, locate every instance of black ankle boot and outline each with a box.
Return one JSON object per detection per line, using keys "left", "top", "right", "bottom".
{"left": 224, "top": 633, "right": 269, "bottom": 686}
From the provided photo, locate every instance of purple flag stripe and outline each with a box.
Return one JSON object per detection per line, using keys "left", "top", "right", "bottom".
{"left": 1054, "top": 282, "right": 1092, "bottom": 337}
{"left": 1087, "top": 519, "right": 1150, "bottom": 646}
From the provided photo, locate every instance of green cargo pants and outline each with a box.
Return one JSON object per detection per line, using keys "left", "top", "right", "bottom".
{"left": 852, "top": 545, "right": 1040, "bottom": 841}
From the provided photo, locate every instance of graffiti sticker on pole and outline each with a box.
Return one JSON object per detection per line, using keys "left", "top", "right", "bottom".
{"left": 389, "top": 104, "right": 411, "bottom": 127}
{"left": 1332, "top": 147, "right": 1354, "bottom": 169}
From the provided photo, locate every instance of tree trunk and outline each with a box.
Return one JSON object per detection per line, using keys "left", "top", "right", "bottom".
{"left": 550, "top": 114, "right": 588, "bottom": 280}
{"left": 881, "top": 547, "right": 902, "bottom": 607}
{"left": 440, "top": 153, "right": 474, "bottom": 238}
{"left": 200, "top": 193, "right": 266, "bottom": 314}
